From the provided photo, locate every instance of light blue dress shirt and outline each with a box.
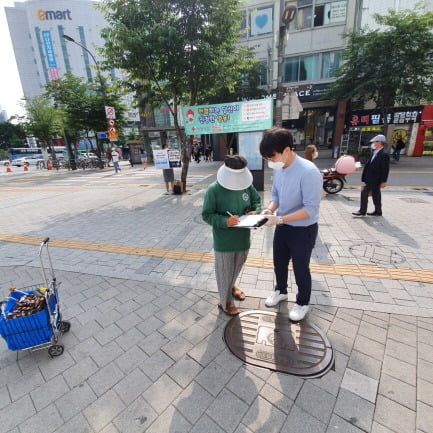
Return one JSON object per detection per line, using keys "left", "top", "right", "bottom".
{"left": 271, "top": 155, "right": 323, "bottom": 226}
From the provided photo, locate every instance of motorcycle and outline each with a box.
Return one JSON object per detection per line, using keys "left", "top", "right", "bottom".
{"left": 321, "top": 168, "right": 346, "bottom": 194}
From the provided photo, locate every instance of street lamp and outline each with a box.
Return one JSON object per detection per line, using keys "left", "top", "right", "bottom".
{"left": 62, "top": 34, "right": 106, "bottom": 168}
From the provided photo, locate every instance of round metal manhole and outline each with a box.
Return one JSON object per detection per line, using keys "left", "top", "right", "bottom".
{"left": 224, "top": 310, "right": 334, "bottom": 378}
{"left": 349, "top": 243, "right": 406, "bottom": 265}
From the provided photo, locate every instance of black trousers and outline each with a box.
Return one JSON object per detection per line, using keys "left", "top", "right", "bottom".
{"left": 360, "top": 183, "right": 382, "bottom": 214}
{"left": 273, "top": 223, "right": 318, "bottom": 306}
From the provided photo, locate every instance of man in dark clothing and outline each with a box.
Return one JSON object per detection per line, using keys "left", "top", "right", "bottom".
{"left": 392, "top": 137, "right": 406, "bottom": 161}
{"left": 353, "top": 134, "right": 390, "bottom": 217}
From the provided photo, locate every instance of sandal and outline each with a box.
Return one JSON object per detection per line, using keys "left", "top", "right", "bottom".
{"left": 232, "top": 287, "right": 246, "bottom": 301}
{"left": 218, "top": 303, "right": 240, "bottom": 316}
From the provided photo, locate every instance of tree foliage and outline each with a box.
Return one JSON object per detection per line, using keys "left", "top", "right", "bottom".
{"left": 98, "top": 0, "right": 254, "bottom": 187}
{"left": 0, "top": 122, "right": 26, "bottom": 150}
{"left": 45, "top": 73, "right": 126, "bottom": 150}
{"left": 22, "top": 95, "right": 63, "bottom": 148}
{"left": 327, "top": 8, "right": 433, "bottom": 129}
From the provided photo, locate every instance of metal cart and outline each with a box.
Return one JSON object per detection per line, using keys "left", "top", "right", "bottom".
{"left": 0, "top": 237, "right": 70, "bottom": 357}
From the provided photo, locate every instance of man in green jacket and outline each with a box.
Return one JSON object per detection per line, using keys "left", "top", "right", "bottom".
{"left": 202, "top": 155, "right": 261, "bottom": 316}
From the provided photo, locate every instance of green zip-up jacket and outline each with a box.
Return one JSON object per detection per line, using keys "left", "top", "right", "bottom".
{"left": 202, "top": 181, "right": 261, "bottom": 252}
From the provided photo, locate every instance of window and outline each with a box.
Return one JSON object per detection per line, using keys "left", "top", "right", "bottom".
{"left": 299, "top": 55, "right": 319, "bottom": 81}
{"left": 283, "top": 51, "right": 341, "bottom": 83}
{"left": 286, "top": 0, "right": 347, "bottom": 30}
{"left": 321, "top": 51, "right": 341, "bottom": 78}
{"left": 284, "top": 57, "right": 299, "bottom": 82}
{"left": 258, "top": 61, "right": 268, "bottom": 86}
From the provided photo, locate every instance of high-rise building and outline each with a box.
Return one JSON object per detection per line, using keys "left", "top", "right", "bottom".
{"left": 5, "top": 0, "right": 139, "bottom": 123}
{"left": 5, "top": 0, "right": 107, "bottom": 99}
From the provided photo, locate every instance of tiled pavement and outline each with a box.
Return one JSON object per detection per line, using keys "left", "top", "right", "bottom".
{"left": 1, "top": 159, "right": 433, "bottom": 432}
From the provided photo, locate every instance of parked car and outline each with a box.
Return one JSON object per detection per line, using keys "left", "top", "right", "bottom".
{"left": 11, "top": 156, "right": 44, "bottom": 167}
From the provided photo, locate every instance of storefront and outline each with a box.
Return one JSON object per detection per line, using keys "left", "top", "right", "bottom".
{"left": 343, "top": 106, "right": 423, "bottom": 157}
{"left": 282, "top": 83, "right": 337, "bottom": 149}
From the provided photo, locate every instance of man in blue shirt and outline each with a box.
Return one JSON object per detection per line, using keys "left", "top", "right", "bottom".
{"left": 260, "top": 128, "right": 322, "bottom": 321}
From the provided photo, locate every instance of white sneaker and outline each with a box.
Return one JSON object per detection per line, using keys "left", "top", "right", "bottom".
{"left": 289, "top": 304, "right": 309, "bottom": 321}
{"left": 265, "top": 290, "right": 288, "bottom": 307}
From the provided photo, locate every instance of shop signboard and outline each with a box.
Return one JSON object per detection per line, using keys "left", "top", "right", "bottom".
{"left": 182, "top": 99, "right": 273, "bottom": 135}
{"left": 348, "top": 107, "right": 422, "bottom": 127}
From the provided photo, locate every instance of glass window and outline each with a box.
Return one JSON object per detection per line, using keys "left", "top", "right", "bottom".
{"left": 283, "top": 57, "right": 299, "bottom": 82}
{"left": 297, "top": 6, "right": 313, "bottom": 29}
{"left": 258, "top": 61, "right": 268, "bottom": 86}
{"left": 299, "top": 55, "right": 319, "bottom": 81}
{"left": 321, "top": 51, "right": 341, "bottom": 78}
{"left": 314, "top": 5, "right": 325, "bottom": 27}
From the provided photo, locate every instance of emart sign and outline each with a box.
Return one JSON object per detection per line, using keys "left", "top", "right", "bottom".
{"left": 38, "top": 9, "right": 72, "bottom": 20}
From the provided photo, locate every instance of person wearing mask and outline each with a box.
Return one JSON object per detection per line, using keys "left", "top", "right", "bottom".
{"left": 202, "top": 155, "right": 261, "bottom": 316}
{"left": 304, "top": 144, "right": 319, "bottom": 162}
{"left": 259, "top": 128, "right": 322, "bottom": 322}
{"left": 352, "top": 134, "right": 390, "bottom": 217}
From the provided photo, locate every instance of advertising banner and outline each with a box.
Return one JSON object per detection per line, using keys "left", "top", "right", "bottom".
{"left": 182, "top": 99, "right": 273, "bottom": 135}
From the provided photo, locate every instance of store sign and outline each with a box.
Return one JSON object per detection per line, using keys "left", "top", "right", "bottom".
{"left": 38, "top": 9, "right": 72, "bottom": 20}
{"left": 294, "top": 83, "right": 330, "bottom": 102}
{"left": 42, "top": 31, "right": 57, "bottom": 68}
{"left": 182, "top": 99, "right": 273, "bottom": 135}
{"left": 348, "top": 108, "right": 422, "bottom": 127}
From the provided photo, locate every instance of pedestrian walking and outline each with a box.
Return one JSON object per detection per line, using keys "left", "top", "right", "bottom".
{"left": 140, "top": 148, "right": 148, "bottom": 169}
{"left": 202, "top": 155, "right": 261, "bottom": 316}
{"left": 259, "top": 127, "right": 322, "bottom": 322}
{"left": 352, "top": 134, "right": 390, "bottom": 217}
{"left": 392, "top": 136, "right": 406, "bottom": 161}
{"left": 161, "top": 144, "right": 174, "bottom": 193}
{"left": 111, "top": 148, "right": 121, "bottom": 174}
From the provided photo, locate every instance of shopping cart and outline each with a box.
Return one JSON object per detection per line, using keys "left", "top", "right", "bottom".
{"left": 0, "top": 237, "right": 70, "bottom": 357}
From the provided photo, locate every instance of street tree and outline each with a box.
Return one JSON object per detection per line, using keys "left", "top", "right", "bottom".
{"left": 22, "top": 95, "right": 63, "bottom": 157}
{"left": 99, "top": 0, "right": 253, "bottom": 190}
{"left": 327, "top": 8, "right": 433, "bottom": 141}
{"left": 45, "top": 73, "right": 126, "bottom": 161}
{"left": 0, "top": 121, "right": 26, "bottom": 151}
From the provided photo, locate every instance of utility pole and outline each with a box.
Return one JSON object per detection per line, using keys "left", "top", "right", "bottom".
{"left": 274, "top": 3, "right": 296, "bottom": 127}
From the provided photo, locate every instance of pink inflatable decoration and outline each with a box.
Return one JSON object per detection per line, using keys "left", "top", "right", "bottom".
{"left": 335, "top": 155, "right": 357, "bottom": 174}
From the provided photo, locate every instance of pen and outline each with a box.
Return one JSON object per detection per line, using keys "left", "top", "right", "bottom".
{"left": 226, "top": 211, "right": 233, "bottom": 216}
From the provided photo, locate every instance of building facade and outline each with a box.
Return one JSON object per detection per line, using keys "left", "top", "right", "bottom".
{"left": 5, "top": 0, "right": 139, "bottom": 127}
{"left": 239, "top": 0, "right": 361, "bottom": 149}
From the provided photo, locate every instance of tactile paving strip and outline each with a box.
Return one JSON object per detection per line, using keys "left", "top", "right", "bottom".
{"left": 224, "top": 310, "right": 334, "bottom": 378}
{"left": 1, "top": 233, "right": 433, "bottom": 284}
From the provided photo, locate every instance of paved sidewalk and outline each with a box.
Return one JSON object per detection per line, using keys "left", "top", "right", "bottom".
{"left": 0, "top": 159, "right": 433, "bottom": 433}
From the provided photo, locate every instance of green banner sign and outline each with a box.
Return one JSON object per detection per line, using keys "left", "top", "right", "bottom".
{"left": 182, "top": 99, "right": 273, "bottom": 135}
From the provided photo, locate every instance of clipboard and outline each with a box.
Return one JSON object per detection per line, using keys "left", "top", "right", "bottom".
{"left": 231, "top": 214, "right": 268, "bottom": 229}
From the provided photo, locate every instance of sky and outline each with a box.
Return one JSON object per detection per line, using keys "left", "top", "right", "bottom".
{"left": 0, "top": 0, "right": 25, "bottom": 119}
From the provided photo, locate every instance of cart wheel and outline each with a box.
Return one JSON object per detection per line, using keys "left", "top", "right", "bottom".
{"left": 59, "top": 321, "right": 71, "bottom": 333}
{"left": 48, "top": 344, "right": 64, "bottom": 357}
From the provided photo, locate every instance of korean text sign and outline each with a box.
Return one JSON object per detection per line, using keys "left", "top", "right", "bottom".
{"left": 182, "top": 99, "right": 273, "bottom": 135}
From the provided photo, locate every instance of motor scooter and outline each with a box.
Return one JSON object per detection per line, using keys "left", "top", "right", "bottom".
{"left": 321, "top": 168, "right": 346, "bottom": 194}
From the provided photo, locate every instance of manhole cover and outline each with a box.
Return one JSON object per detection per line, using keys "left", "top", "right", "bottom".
{"left": 224, "top": 310, "right": 334, "bottom": 378}
{"left": 349, "top": 243, "right": 406, "bottom": 265}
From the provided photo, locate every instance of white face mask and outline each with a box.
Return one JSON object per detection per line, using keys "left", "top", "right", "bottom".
{"left": 370, "top": 143, "right": 376, "bottom": 150}
{"left": 268, "top": 160, "right": 284, "bottom": 170}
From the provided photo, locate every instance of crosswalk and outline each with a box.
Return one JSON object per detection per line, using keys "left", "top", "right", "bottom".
{"left": 47, "top": 169, "right": 212, "bottom": 187}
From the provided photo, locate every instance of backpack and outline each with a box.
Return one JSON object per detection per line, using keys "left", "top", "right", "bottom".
{"left": 173, "top": 180, "right": 182, "bottom": 195}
